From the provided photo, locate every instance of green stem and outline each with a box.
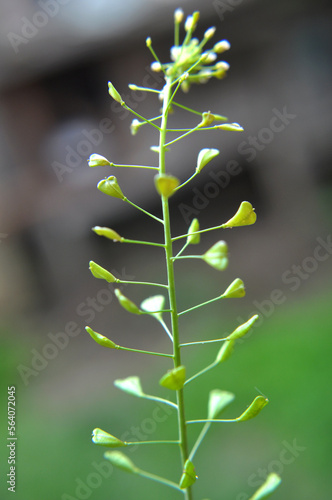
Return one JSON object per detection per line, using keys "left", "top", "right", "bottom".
{"left": 122, "top": 238, "right": 165, "bottom": 248}
{"left": 173, "top": 255, "right": 202, "bottom": 262}
{"left": 172, "top": 224, "right": 225, "bottom": 242}
{"left": 115, "top": 345, "right": 173, "bottom": 358}
{"left": 184, "top": 362, "right": 217, "bottom": 385}
{"left": 174, "top": 172, "right": 199, "bottom": 192}
{"left": 111, "top": 162, "right": 158, "bottom": 170}
{"left": 178, "top": 295, "right": 224, "bottom": 316}
{"left": 120, "top": 280, "right": 168, "bottom": 289}
{"left": 159, "top": 76, "right": 192, "bottom": 500}
{"left": 180, "top": 337, "right": 228, "bottom": 347}
{"left": 137, "top": 469, "right": 183, "bottom": 492}
{"left": 125, "top": 198, "right": 164, "bottom": 224}
{"left": 126, "top": 440, "right": 179, "bottom": 446}
{"left": 165, "top": 124, "right": 201, "bottom": 147}
{"left": 188, "top": 422, "right": 211, "bottom": 461}
{"left": 122, "top": 103, "right": 161, "bottom": 131}
{"left": 171, "top": 101, "right": 203, "bottom": 116}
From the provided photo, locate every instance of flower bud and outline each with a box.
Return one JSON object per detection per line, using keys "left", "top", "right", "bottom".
{"left": 97, "top": 176, "right": 125, "bottom": 199}
{"left": 154, "top": 174, "right": 180, "bottom": 198}
{"left": 196, "top": 148, "right": 220, "bottom": 172}
{"left": 108, "top": 82, "right": 123, "bottom": 104}
{"left": 203, "top": 240, "right": 228, "bottom": 271}
{"left": 159, "top": 365, "right": 186, "bottom": 390}
{"left": 202, "top": 51, "right": 217, "bottom": 64}
{"left": 92, "top": 428, "right": 126, "bottom": 447}
{"left": 85, "top": 326, "right": 116, "bottom": 349}
{"left": 222, "top": 278, "right": 245, "bottom": 298}
{"left": 213, "top": 40, "right": 231, "bottom": 53}
{"left": 204, "top": 26, "right": 216, "bottom": 40}
{"left": 179, "top": 459, "right": 197, "bottom": 489}
{"left": 222, "top": 201, "right": 256, "bottom": 227}
{"left": 92, "top": 226, "right": 123, "bottom": 242}
{"left": 174, "top": 8, "right": 184, "bottom": 23}
{"left": 187, "top": 218, "right": 200, "bottom": 245}
{"left": 151, "top": 61, "right": 162, "bottom": 72}
{"left": 89, "top": 261, "right": 117, "bottom": 283}
{"left": 88, "top": 154, "right": 111, "bottom": 168}
{"left": 146, "top": 37, "right": 152, "bottom": 47}
{"left": 184, "top": 11, "right": 199, "bottom": 32}
{"left": 114, "top": 289, "right": 141, "bottom": 314}
{"left": 214, "top": 61, "right": 230, "bottom": 79}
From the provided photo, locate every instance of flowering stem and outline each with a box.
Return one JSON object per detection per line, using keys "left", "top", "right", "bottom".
{"left": 159, "top": 76, "right": 192, "bottom": 500}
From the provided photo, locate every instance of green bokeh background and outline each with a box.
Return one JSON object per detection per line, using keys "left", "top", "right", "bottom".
{"left": 1, "top": 289, "right": 331, "bottom": 499}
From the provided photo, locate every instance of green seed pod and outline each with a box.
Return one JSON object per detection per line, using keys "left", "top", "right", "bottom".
{"left": 187, "top": 218, "right": 200, "bottom": 245}
{"left": 92, "top": 226, "right": 123, "bottom": 242}
{"left": 92, "top": 428, "right": 126, "bottom": 447}
{"left": 104, "top": 451, "right": 138, "bottom": 474}
{"left": 108, "top": 81, "right": 123, "bottom": 104}
{"left": 215, "top": 340, "right": 235, "bottom": 364}
{"left": 179, "top": 459, "right": 197, "bottom": 489}
{"left": 89, "top": 261, "right": 117, "bottom": 283}
{"left": 216, "top": 122, "right": 243, "bottom": 132}
{"left": 203, "top": 240, "right": 228, "bottom": 271}
{"left": 236, "top": 395, "right": 269, "bottom": 422}
{"left": 88, "top": 154, "right": 111, "bottom": 168}
{"left": 140, "top": 295, "right": 165, "bottom": 321}
{"left": 227, "top": 315, "right": 259, "bottom": 341}
{"left": 199, "top": 112, "right": 215, "bottom": 127}
{"left": 222, "top": 278, "right": 245, "bottom": 298}
{"left": 196, "top": 148, "right": 220, "bottom": 173}
{"left": 97, "top": 176, "right": 125, "bottom": 199}
{"left": 222, "top": 201, "right": 257, "bottom": 227}
{"left": 208, "top": 390, "right": 235, "bottom": 419}
{"left": 85, "top": 326, "right": 116, "bottom": 349}
{"left": 114, "top": 376, "right": 144, "bottom": 398}
{"left": 154, "top": 174, "right": 180, "bottom": 198}
{"left": 114, "top": 289, "right": 141, "bottom": 314}
{"left": 159, "top": 365, "right": 186, "bottom": 390}
{"left": 249, "top": 473, "right": 281, "bottom": 500}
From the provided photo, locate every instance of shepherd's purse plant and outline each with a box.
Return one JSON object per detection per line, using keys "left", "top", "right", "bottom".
{"left": 85, "top": 8, "right": 281, "bottom": 500}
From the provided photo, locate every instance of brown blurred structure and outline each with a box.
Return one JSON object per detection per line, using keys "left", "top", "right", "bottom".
{"left": 0, "top": 0, "right": 331, "bottom": 320}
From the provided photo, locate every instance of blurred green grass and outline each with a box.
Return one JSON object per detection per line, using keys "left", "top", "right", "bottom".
{"left": 1, "top": 290, "right": 331, "bottom": 500}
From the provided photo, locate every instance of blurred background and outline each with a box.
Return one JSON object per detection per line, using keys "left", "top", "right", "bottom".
{"left": 0, "top": 0, "right": 331, "bottom": 498}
